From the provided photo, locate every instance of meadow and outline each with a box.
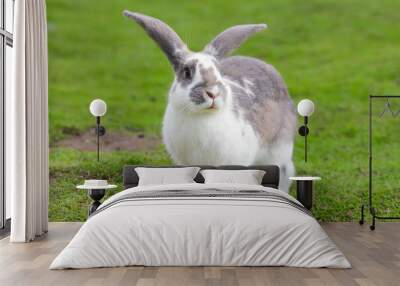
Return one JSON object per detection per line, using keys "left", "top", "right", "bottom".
{"left": 47, "top": 0, "right": 400, "bottom": 221}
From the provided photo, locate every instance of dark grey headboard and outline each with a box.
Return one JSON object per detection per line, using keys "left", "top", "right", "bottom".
{"left": 123, "top": 165, "right": 280, "bottom": 189}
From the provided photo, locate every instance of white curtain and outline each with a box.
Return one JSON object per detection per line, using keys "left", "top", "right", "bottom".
{"left": 7, "top": 0, "right": 49, "bottom": 242}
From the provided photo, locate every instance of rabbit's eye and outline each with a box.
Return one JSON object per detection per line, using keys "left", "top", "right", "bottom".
{"left": 183, "top": 67, "right": 192, "bottom": 80}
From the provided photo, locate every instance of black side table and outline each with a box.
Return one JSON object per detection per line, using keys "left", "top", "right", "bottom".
{"left": 289, "top": 177, "right": 321, "bottom": 210}
{"left": 77, "top": 183, "right": 117, "bottom": 215}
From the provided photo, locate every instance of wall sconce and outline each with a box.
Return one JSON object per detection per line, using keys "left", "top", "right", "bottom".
{"left": 297, "top": 99, "right": 315, "bottom": 162}
{"left": 89, "top": 99, "right": 107, "bottom": 162}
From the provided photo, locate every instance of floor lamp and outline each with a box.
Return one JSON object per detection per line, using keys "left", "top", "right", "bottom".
{"left": 297, "top": 99, "right": 315, "bottom": 162}
{"left": 89, "top": 99, "right": 107, "bottom": 162}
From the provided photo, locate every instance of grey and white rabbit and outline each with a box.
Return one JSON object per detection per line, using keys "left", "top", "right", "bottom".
{"left": 124, "top": 11, "right": 297, "bottom": 192}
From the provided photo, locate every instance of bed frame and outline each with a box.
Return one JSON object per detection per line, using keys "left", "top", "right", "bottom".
{"left": 123, "top": 165, "right": 280, "bottom": 189}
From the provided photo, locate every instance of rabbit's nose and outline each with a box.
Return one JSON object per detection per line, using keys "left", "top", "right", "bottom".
{"left": 206, "top": 91, "right": 217, "bottom": 99}
{"left": 206, "top": 86, "right": 220, "bottom": 99}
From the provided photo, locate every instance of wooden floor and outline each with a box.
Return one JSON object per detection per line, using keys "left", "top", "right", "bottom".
{"left": 0, "top": 222, "right": 399, "bottom": 286}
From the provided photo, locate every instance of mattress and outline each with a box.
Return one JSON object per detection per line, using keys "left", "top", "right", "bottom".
{"left": 50, "top": 183, "right": 350, "bottom": 269}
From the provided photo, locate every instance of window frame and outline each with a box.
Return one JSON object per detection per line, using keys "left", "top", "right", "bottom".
{"left": 0, "top": 0, "right": 13, "bottom": 234}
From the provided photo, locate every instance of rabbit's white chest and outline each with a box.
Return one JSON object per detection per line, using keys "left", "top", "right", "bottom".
{"left": 162, "top": 105, "right": 260, "bottom": 165}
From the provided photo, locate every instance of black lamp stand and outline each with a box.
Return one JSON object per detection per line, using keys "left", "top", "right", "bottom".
{"left": 95, "top": 116, "right": 106, "bottom": 162}
{"left": 298, "top": 116, "right": 309, "bottom": 162}
{"left": 88, "top": 189, "right": 106, "bottom": 215}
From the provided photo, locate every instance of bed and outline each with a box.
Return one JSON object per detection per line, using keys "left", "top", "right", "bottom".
{"left": 50, "top": 165, "right": 350, "bottom": 269}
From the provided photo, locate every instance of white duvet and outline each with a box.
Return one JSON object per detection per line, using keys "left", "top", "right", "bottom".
{"left": 50, "top": 183, "right": 350, "bottom": 269}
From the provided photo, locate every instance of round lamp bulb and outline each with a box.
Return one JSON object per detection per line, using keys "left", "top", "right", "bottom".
{"left": 89, "top": 99, "right": 107, "bottom": 117}
{"left": 297, "top": 99, "right": 315, "bottom": 117}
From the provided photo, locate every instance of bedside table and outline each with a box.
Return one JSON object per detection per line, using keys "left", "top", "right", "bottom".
{"left": 289, "top": 176, "right": 321, "bottom": 210}
{"left": 77, "top": 181, "right": 117, "bottom": 215}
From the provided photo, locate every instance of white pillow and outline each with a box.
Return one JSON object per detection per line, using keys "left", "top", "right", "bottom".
{"left": 135, "top": 167, "right": 200, "bottom": 186}
{"left": 200, "top": 169, "right": 266, "bottom": 185}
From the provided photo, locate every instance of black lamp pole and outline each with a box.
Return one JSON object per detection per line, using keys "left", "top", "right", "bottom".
{"left": 298, "top": 116, "right": 309, "bottom": 162}
{"left": 96, "top": 116, "right": 100, "bottom": 162}
{"left": 304, "top": 116, "right": 308, "bottom": 162}
{"left": 95, "top": 116, "right": 106, "bottom": 162}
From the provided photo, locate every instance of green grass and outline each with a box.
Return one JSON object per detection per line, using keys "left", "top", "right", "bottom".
{"left": 48, "top": 0, "right": 400, "bottom": 222}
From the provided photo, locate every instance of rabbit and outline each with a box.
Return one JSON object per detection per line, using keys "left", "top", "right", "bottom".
{"left": 123, "top": 11, "right": 297, "bottom": 192}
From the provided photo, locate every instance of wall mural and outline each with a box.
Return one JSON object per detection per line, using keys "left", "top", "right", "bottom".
{"left": 47, "top": 1, "right": 400, "bottom": 222}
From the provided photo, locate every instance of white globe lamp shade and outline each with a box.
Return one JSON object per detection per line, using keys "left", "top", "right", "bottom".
{"left": 297, "top": 99, "right": 315, "bottom": 117}
{"left": 89, "top": 99, "right": 107, "bottom": 117}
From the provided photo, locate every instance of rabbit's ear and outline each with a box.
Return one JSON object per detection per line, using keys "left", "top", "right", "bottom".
{"left": 123, "top": 11, "right": 189, "bottom": 69}
{"left": 204, "top": 24, "right": 267, "bottom": 58}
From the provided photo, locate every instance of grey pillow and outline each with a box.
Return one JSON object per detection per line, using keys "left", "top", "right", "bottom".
{"left": 135, "top": 167, "right": 200, "bottom": 186}
{"left": 200, "top": 169, "right": 266, "bottom": 185}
